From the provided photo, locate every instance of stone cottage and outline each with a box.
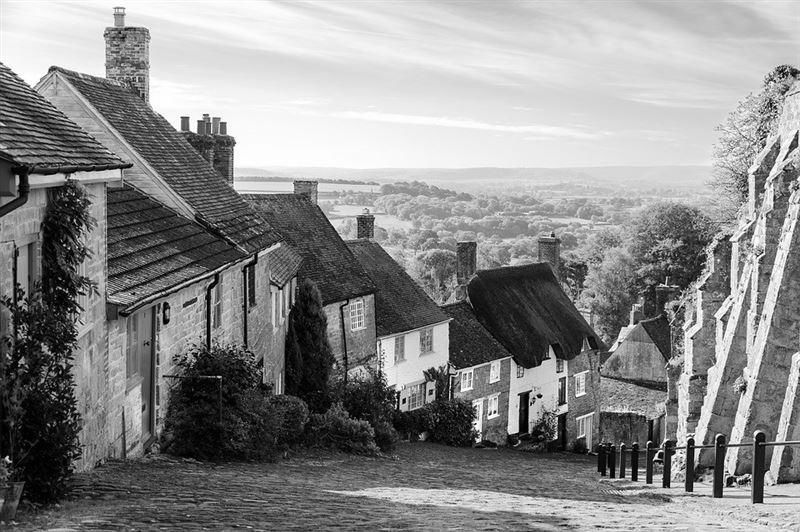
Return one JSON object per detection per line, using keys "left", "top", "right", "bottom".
{"left": 676, "top": 79, "right": 800, "bottom": 482}
{"left": 345, "top": 212, "right": 451, "bottom": 410}
{"left": 447, "top": 240, "right": 603, "bottom": 449}
{"left": 245, "top": 183, "right": 378, "bottom": 371}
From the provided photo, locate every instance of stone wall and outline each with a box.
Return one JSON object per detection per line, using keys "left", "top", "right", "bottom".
{"left": 454, "top": 358, "right": 512, "bottom": 444}
{"left": 599, "top": 412, "right": 650, "bottom": 446}
{"left": 324, "top": 294, "right": 377, "bottom": 369}
{"left": 567, "top": 348, "right": 601, "bottom": 449}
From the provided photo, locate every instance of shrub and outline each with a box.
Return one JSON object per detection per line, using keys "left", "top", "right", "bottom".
{"left": 571, "top": 437, "right": 588, "bottom": 454}
{"left": 306, "top": 403, "right": 379, "bottom": 455}
{"left": 335, "top": 367, "right": 399, "bottom": 451}
{"left": 269, "top": 394, "right": 309, "bottom": 445}
{"left": 372, "top": 420, "right": 400, "bottom": 453}
{"left": 418, "top": 399, "right": 477, "bottom": 447}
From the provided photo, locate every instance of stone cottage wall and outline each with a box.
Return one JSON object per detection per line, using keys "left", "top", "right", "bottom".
{"left": 324, "top": 294, "right": 377, "bottom": 369}
{"left": 567, "top": 349, "right": 601, "bottom": 449}
{"left": 454, "top": 358, "right": 512, "bottom": 444}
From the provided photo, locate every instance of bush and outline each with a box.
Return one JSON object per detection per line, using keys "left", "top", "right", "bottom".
{"left": 571, "top": 437, "right": 588, "bottom": 454}
{"left": 418, "top": 399, "right": 477, "bottom": 447}
{"left": 306, "top": 403, "right": 379, "bottom": 455}
{"left": 163, "top": 344, "right": 308, "bottom": 461}
{"left": 335, "top": 367, "right": 399, "bottom": 451}
{"left": 372, "top": 420, "right": 400, "bottom": 453}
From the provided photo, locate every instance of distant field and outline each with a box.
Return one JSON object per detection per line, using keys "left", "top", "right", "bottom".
{"left": 234, "top": 181, "right": 379, "bottom": 194}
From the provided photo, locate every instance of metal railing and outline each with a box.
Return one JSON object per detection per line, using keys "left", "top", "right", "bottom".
{"left": 596, "top": 430, "right": 800, "bottom": 504}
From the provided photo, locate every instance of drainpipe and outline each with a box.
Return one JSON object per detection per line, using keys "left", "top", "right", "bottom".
{"left": 241, "top": 254, "right": 258, "bottom": 348}
{"left": 0, "top": 167, "right": 30, "bottom": 218}
{"left": 205, "top": 273, "right": 220, "bottom": 349}
{"left": 339, "top": 298, "right": 350, "bottom": 384}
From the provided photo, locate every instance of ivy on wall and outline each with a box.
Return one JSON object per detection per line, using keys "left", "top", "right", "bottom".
{"left": 0, "top": 179, "right": 94, "bottom": 504}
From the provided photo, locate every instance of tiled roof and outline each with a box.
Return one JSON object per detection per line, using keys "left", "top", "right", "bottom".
{"left": 244, "top": 194, "right": 375, "bottom": 305}
{"left": 467, "top": 263, "right": 602, "bottom": 368}
{"left": 346, "top": 239, "right": 448, "bottom": 336}
{"left": 441, "top": 301, "right": 512, "bottom": 369}
{"left": 269, "top": 243, "right": 303, "bottom": 288}
{"left": 639, "top": 315, "right": 671, "bottom": 360}
{"left": 51, "top": 67, "right": 279, "bottom": 253}
{"left": 107, "top": 185, "right": 245, "bottom": 308}
{"left": 0, "top": 62, "right": 129, "bottom": 174}
{"left": 601, "top": 376, "right": 666, "bottom": 419}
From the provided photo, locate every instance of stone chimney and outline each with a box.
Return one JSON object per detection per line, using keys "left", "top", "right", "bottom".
{"left": 538, "top": 232, "right": 561, "bottom": 279}
{"left": 104, "top": 7, "right": 150, "bottom": 103}
{"left": 357, "top": 208, "right": 375, "bottom": 239}
{"left": 629, "top": 303, "right": 644, "bottom": 326}
{"left": 181, "top": 114, "right": 236, "bottom": 185}
{"left": 454, "top": 241, "right": 477, "bottom": 301}
{"left": 294, "top": 180, "right": 318, "bottom": 204}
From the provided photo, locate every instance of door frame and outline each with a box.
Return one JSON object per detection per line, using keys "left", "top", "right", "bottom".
{"left": 472, "top": 399, "right": 484, "bottom": 441}
{"left": 518, "top": 391, "right": 530, "bottom": 434}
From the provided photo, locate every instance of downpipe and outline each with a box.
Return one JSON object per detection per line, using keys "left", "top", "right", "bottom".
{"left": 205, "top": 273, "right": 220, "bottom": 349}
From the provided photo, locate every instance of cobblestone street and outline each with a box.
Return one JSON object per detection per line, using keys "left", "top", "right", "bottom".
{"left": 9, "top": 443, "right": 800, "bottom": 531}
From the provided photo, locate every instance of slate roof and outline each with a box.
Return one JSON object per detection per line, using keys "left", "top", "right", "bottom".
{"left": 107, "top": 185, "right": 245, "bottom": 309}
{"left": 0, "top": 62, "right": 129, "bottom": 174}
{"left": 639, "top": 315, "right": 671, "bottom": 360}
{"left": 441, "top": 301, "right": 512, "bottom": 369}
{"left": 244, "top": 194, "right": 375, "bottom": 305}
{"left": 269, "top": 243, "right": 303, "bottom": 288}
{"left": 467, "top": 263, "right": 602, "bottom": 368}
{"left": 346, "top": 239, "right": 448, "bottom": 336}
{"left": 601, "top": 376, "right": 666, "bottom": 419}
{"left": 50, "top": 67, "right": 279, "bottom": 253}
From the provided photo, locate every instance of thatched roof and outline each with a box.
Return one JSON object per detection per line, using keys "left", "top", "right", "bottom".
{"left": 442, "top": 301, "right": 512, "bottom": 369}
{"left": 467, "top": 263, "right": 601, "bottom": 368}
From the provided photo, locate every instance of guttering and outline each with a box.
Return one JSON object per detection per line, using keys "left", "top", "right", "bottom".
{"left": 339, "top": 298, "right": 350, "bottom": 384}
{"left": 0, "top": 167, "right": 30, "bottom": 218}
{"left": 205, "top": 273, "right": 220, "bottom": 349}
{"left": 241, "top": 253, "right": 258, "bottom": 348}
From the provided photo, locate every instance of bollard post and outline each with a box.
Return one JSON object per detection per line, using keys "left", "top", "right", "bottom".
{"left": 663, "top": 440, "right": 674, "bottom": 488}
{"left": 752, "top": 430, "right": 766, "bottom": 504}
{"left": 631, "top": 442, "right": 639, "bottom": 482}
{"left": 619, "top": 442, "right": 627, "bottom": 479}
{"left": 685, "top": 437, "right": 695, "bottom": 493}
{"left": 713, "top": 434, "right": 725, "bottom": 498}
{"left": 608, "top": 443, "right": 617, "bottom": 479}
{"left": 598, "top": 442, "right": 604, "bottom": 473}
{"left": 645, "top": 440, "right": 654, "bottom": 484}
{"left": 599, "top": 443, "right": 607, "bottom": 476}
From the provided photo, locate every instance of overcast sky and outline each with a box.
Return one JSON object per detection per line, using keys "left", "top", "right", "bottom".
{"left": 1, "top": 0, "right": 798, "bottom": 168}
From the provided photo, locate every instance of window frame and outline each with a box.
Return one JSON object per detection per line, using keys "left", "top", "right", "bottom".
{"left": 408, "top": 382, "right": 425, "bottom": 411}
{"left": 487, "top": 394, "right": 500, "bottom": 419}
{"left": 558, "top": 376, "right": 567, "bottom": 406}
{"left": 516, "top": 363, "right": 524, "bottom": 379}
{"left": 350, "top": 299, "right": 366, "bottom": 331}
{"left": 575, "top": 371, "right": 589, "bottom": 397}
{"left": 461, "top": 369, "right": 474, "bottom": 391}
{"left": 489, "top": 360, "right": 500, "bottom": 383}
{"left": 394, "top": 335, "right": 405, "bottom": 364}
{"left": 556, "top": 358, "right": 565, "bottom": 373}
{"left": 419, "top": 327, "right": 434, "bottom": 354}
{"left": 576, "top": 412, "right": 593, "bottom": 439}
{"left": 212, "top": 281, "right": 223, "bottom": 329}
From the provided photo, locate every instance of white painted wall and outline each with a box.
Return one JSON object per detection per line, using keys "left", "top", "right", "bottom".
{"left": 507, "top": 346, "right": 569, "bottom": 434}
{"left": 378, "top": 320, "right": 449, "bottom": 390}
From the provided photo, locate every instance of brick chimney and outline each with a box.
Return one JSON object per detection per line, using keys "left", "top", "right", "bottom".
{"left": 538, "top": 232, "right": 561, "bottom": 279}
{"left": 454, "top": 241, "right": 477, "bottom": 301}
{"left": 356, "top": 208, "right": 375, "bottom": 239}
{"left": 181, "top": 114, "right": 236, "bottom": 185}
{"left": 294, "top": 180, "right": 318, "bottom": 204}
{"left": 104, "top": 7, "right": 150, "bottom": 103}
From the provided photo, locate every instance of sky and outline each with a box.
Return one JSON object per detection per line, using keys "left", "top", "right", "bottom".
{"left": 1, "top": 0, "right": 798, "bottom": 169}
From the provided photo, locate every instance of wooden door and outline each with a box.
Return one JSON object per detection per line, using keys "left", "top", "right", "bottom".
{"left": 558, "top": 413, "right": 568, "bottom": 450}
{"left": 518, "top": 392, "right": 530, "bottom": 434}
{"left": 472, "top": 399, "right": 483, "bottom": 441}
{"left": 127, "top": 308, "right": 155, "bottom": 444}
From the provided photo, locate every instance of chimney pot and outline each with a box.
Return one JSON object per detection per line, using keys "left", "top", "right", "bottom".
{"left": 456, "top": 241, "right": 477, "bottom": 288}
{"left": 219, "top": 121, "right": 227, "bottom": 135}
{"left": 196, "top": 120, "right": 206, "bottom": 135}
{"left": 356, "top": 209, "right": 375, "bottom": 239}
{"left": 113, "top": 6, "right": 125, "bottom": 27}
{"left": 294, "top": 180, "right": 318, "bottom": 205}
{"left": 180, "top": 116, "right": 190, "bottom": 132}
{"left": 212, "top": 117, "right": 221, "bottom": 135}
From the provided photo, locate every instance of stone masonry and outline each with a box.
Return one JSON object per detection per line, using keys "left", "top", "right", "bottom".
{"left": 104, "top": 7, "right": 150, "bottom": 103}
{"left": 676, "top": 81, "right": 800, "bottom": 481}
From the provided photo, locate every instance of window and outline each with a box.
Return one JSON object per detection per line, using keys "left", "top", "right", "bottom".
{"left": 577, "top": 413, "right": 593, "bottom": 439}
{"left": 270, "top": 287, "right": 277, "bottom": 327}
{"left": 575, "top": 371, "right": 588, "bottom": 397}
{"left": 408, "top": 382, "right": 425, "bottom": 410}
{"left": 556, "top": 358, "right": 565, "bottom": 373}
{"left": 487, "top": 394, "right": 500, "bottom": 418}
{"left": 246, "top": 265, "right": 256, "bottom": 308}
{"left": 516, "top": 363, "right": 524, "bottom": 378}
{"left": 394, "top": 335, "right": 405, "bottom": 363}
{"left": 558, "top": 376, "right": 567, "bottom": 406}
{"left": 350, "top": 299, "right": 365, "bottom": 331}
{"left": 212, "top": 282, "right": 223, "bottom": 329}
{"left": 419, "top": 327, "right": 433, "bottom": 353}
{"left": 461, "top": 369, "right": 474, "bottom": 391}
{"left": 489, "top": 360, "right": 500, "bottom": 383}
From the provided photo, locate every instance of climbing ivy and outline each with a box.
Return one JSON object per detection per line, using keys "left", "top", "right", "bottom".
{"left": 0, "top": 179, "right": 93, "bottom": 504}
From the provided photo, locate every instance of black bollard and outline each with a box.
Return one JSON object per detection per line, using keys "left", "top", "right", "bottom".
{"left": 619, "top": 442, "right": 627, "bottom": 479}
{"left": 663, "top": 440, "right": 674, "bottom": 488}
{"left": 598, "top": 443, "right": 607, "bottom": 476}
{"left": 645, "top": 440, "right": 654, "bottom": 485}
{"left": 752, "top": 431, "right": 766, "bottom": 504}
{"left": 685, "top": 437, "right": 695, "bottom": 493}
{"left": 631, "top": 442, "right": 639, "bottom": 482}
{"left": 608, "top": 443, "right": 616, "bottom": 479}
{"left": 713, "top": 434, "right": 725, "bottom": 499}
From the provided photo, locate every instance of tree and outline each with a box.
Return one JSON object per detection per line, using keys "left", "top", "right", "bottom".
{"left": 581, "top": 247, "right": 639, "bottom": 342}
{"left": 710, "top": 64, "right": 799, "bottom": 225}
{"left": 284, "top": 279, "right": 335, "bottom": 413}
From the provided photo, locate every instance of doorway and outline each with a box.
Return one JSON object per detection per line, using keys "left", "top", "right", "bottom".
{"left": 472, "top": 399, "right": 483, "bottom": 441}
{"left": 126, "top": 308, "right": 155, "bottom": 445}
{"left": 518, "top": 392, "right": 530, "bottom": 434}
